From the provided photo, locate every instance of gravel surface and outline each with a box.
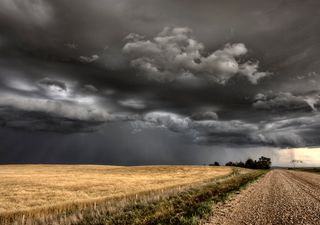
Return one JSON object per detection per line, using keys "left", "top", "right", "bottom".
{"left": 204, "top": 170, "right": 320, "bottom": 225}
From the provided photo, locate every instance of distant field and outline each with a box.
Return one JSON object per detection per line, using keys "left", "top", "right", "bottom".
{"left": 0, "top": 165, "right": 231, "bottom": 213}
{"left": 288, "top": 167, "right": 320, "bottom": 173}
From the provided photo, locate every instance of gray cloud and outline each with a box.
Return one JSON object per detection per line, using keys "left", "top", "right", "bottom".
{"left": 38, "top": 77, "right": 67, "bottom": 91}
{"left": 239, "top": 62, "right": 271, "bottom": 85}
{"left": 0, "top": 106, "right": 105, "bottom": 133}
{"left": 253, "top": 92, "right": 320, "bottom": 112}
{"left": 82, "top": 84, "right": 99, "bottom": 93}
{"left": 191, "top": 111, "right": 218, "bottom": 121}
{"left": 118, "top": 99, "right": 146, "bottom": 109}
{"left": 0, "top": 93, "right": 111, "bottom": 121}
{"left": 79, "top": 54, "right": 99, "bottom": 63}
{"left": 0, "top": 0, "right": 54, "bottom": 27}
{"left": 123, "top": 27, "right": 270, "bottom": 84}
{"left": 0, "top": 74, "right": 144, "bottom": 132}
{"left": 0, "top": 76, "right": 112, "bottom": 132}
{"left": 2, "top": 76, "right": 39, "bottom": 92}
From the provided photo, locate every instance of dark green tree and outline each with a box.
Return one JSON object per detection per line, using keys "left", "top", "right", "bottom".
{"left": 226, "top": 156, "right": 271, "bottom": 169}
{"left": 225, "top": 161, "right": 234, "bottom": 166}
{"left": 245, "top": 158, "right": 255, "bottom": 168}
{"left": 236, "top": 161, "right": 245, "bottom": 167}
{"left": 257, "top": 156, "right": 272, "bottom": 169}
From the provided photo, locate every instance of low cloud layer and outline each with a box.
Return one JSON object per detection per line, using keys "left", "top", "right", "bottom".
{"left": 253, "top": 92, "right": 320, "bottom": 112}
{"left": 1, "top": 72, "right": 320, "bottom": 148}
{"left": 0, "top": 92, "right": 112, "bottom": 132}
{"left": 0, "top": 76, "right": 114, "bottom": 132}
{"left": 0, "top": 106, "right": 105, "bottom": 133}
{"left": 131, "top": 111, "right": 320, "bottom": 148}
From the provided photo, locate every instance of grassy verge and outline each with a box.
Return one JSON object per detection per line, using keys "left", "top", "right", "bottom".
{"left": 78, "top": 169, "right": 267, "bottom": 225}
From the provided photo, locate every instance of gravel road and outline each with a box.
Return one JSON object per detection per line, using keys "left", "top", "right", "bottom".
{"left": 204, "top": 170, "right": 320, "bottom": 225}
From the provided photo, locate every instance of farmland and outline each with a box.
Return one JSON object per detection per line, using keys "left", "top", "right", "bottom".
{"left": 0, "top": 165, "right": 232, "bottom": 213}
{"left": 0, "top": 165, "right": 264, "bottom": 225}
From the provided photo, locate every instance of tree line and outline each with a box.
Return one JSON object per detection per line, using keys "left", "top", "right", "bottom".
{"left": 210, "top": 156, "right": 272, "bottom": 169}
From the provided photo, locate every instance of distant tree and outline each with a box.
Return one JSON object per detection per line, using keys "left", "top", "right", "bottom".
{"left": 225, "top": 161, "right": 234, "bottom": 166}
{"left": 236, "top": 161, "right": 245, "bottom": 168}
{"left": 225, "top": 156, "right": 271, "bottom": 170}
{"left": 257, "top": 156, "right": 272, "bottom": 169}
{"left": 291, "top": 160, "right": 303, "bottom": 168}
{"left": 209, "top": 161, "right": 220, "bottom": 166}
{"left": 245, "top": 158, "right": 255, "bottom": 168}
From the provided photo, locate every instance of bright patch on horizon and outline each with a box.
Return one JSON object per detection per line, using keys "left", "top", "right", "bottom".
{"left": 274, "top": 148, "right": 320, "bottom": 167}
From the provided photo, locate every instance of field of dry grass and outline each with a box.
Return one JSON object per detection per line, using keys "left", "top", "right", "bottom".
{"left": 0, "top": 165, "right": 231, "bottom": 214}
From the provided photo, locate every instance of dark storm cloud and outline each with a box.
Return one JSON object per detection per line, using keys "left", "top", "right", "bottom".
{"left": 131, "top": 111, "right": 312, "bottom": 147}
{"left": 0, "top": 0, "right": 320, "bottom": 164}
{"left": 1, "top": 125, "right": 274, "bottom": 165}
{"left": 0, "top": 75, "right": 128, "bottom": 132}
{"left": 0, "top": 106, "right": 105, "bottom": 133}
{"left": 0, "top": 92, "right": 112, "bottom": 132}
{"left": 0, "top": 0, "right": 54, "bottom": 27}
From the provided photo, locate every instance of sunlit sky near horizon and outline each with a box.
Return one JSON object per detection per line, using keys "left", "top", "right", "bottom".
{"left": 273, "top": 148, "right": 320, "bottom": 167}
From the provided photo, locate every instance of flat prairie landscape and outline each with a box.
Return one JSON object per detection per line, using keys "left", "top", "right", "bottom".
{"left": 0, "top": 165, "right": 266, "bottom": 225}
{"left": 0, "top": 165, "right": 231, "bottom": 213}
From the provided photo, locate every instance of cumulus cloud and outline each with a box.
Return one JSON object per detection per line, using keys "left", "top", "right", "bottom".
{"left": 79, "top": 54, "right": 99, "bottom": 63}
{"left": 239, "top": 62, "right": 270, "bottom": 84}
{"left": 253, "top": 92, "right": 320, "bottom": 112}
{"left": 123, "top": 27, "right": 269, "bottom": 84}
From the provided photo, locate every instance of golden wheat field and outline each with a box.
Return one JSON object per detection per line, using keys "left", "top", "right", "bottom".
{"left": 0, "top": 165, "right": 231, "bottom": 214}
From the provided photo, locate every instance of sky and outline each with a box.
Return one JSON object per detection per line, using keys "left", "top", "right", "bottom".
{"left": 0, "top": 0, "right": 320, "bottom": 166}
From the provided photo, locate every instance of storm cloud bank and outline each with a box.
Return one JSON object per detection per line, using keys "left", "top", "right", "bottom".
{"left": 0, "top": 0, "right": 320, "bottom": 164}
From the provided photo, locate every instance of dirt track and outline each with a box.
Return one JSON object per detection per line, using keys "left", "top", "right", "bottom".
{"left": 205, "top": 170, "right": 320, "bottom": 225}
